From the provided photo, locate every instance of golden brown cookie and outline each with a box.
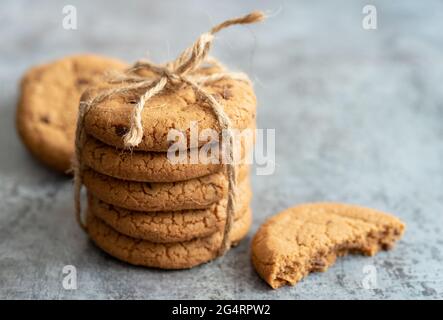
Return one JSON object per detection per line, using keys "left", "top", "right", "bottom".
{"left": 82, "top": 66, "right": 256, "bottom": 152}
{"left": 83, "top": 165, "right": 249, "bottom": 212}
{"left": 251, "top": 203, "right": 405, "bottom": 289}
{"left": 81, "top": 133, "right": 254, "bottom": 182}
{"left": 87, "top": 206, "right": 252, "bottom": 269}
{"left": 81, "top": 135, "right": 221, "bottom": 182}
{"left": 16, "top": 54, "right": 127, "bottom": 173}
{"left": 88, "top": 177, "right": 252, "bottom": 242}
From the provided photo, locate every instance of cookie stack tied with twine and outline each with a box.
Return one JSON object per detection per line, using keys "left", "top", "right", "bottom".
{"left": 73, "top": 12, "right": 265, "bottom": 269}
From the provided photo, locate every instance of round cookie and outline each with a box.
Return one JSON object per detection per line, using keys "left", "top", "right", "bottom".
{"left": 16, "top": 54, "right": 127, "bottom": 173}
{"left": 251, "top": 203, "right": 406, "bottom": 289}
{"left": 81, "top": 134, "right": 254, "bottom": 182}
{"left": 83, "top": 165, "right": 249, "bottom": 212}
{"left": 88, "top": 178, "right": 252, "bottom": 242}
{"left": 82, "top": 135, "right": 221, "bottom": 182}
{"left": 82, "top": 66, "right": 257, "bottom": 152}
{"left": 87, "top": 206, "right": 252, "bottom": 269}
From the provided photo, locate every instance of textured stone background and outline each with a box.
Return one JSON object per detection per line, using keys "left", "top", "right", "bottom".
{"left": 1, "top": 0, "right": 443, "bottom": 299}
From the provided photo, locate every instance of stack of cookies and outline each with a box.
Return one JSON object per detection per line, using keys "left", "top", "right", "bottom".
{"left": 79, "top": 65, "right": 257, "bottom": 269}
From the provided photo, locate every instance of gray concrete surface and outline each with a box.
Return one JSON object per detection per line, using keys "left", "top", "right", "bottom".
{"left": 1, "top": 0, "right": 443, "bottom": 299}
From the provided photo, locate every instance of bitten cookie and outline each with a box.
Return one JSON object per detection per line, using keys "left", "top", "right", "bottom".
{"left": 88, "top": 177, "right": 252, "bottom": 242}
{"left": 251, "top": 203, "right": 405, "bottom": 289}
{"left": 82, "top": 66, "right": 257, "bottom": 152}
{"left": 16, "top": 54, "right": 127, "bottom": 173}
{"left": 83, "top": 165, "right": 249, "bottom": 212}
{"left": 87, "top": 206, "right": 252, "bottom": 269}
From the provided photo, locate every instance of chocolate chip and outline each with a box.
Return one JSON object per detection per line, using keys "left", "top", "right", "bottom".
{"left": 40, "top": 115, "right": 50, "bottom": 124}
{"left": 76, "top": 78, "right": 90, "bottom": 86}
{"left": 115, "top": 125, "right": 129, "bottom": 137}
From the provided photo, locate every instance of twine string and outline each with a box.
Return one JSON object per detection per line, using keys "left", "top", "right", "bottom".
{"left": 73, "top": 11, "right": 265, "bottom": 256}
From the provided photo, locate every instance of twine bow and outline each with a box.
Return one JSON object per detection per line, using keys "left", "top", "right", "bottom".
{"left": 73, "top": 11, "right": 265, "bottom": 256}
